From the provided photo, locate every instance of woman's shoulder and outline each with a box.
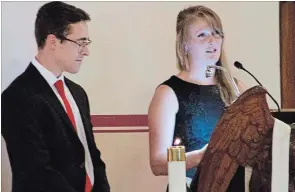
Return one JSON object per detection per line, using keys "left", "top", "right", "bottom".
{"left": 154, "top": 83, "right": 177, "bottom": 101}
{"left": 149, "top": 76, "right": 179, "bottom": 112}
{"left": 159, "top": 75, "right": 180, "bottom": 87}
{"left": 155, "top": 75, "right": 181, "bottom": 96}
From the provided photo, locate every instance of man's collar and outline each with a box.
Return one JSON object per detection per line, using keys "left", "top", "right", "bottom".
{"left": 31, "top": 57, "right": 65, "bottom": 86}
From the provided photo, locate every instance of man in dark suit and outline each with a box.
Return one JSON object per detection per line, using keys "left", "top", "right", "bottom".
{"left": 1, "top": 1, "right": 110, "bottom": 192}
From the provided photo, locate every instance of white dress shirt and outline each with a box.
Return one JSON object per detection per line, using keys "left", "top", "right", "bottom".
{"left": 31, "top": 57, "right": 95, "bottom": 185}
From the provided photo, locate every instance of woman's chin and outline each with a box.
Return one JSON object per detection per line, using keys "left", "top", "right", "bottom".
{"left": 203, "top": 59, "right": 219, "bottom": 66}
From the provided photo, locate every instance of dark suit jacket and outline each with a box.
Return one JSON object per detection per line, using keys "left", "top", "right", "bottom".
{"left": 2, "top": 63, "right": 110, "bottom": 192}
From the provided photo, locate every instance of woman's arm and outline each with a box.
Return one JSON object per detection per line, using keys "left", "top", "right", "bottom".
{"left": 236, "top": 79, "right": 248, "bottom": 94}
{"left": 234, "top": 78, "right": 248, "bottom": 94}
{"left": 148, "top": 85, "right": 207, "bottom": 176}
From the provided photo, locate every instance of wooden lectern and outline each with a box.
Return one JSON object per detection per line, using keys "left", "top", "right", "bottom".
{"left": 190, "top": 86, "right": 295, "bottom": 192}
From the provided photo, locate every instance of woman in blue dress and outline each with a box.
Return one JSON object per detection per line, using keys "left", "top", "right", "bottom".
{"left": 148, "top": 5, "right": 247, "bottom": 191}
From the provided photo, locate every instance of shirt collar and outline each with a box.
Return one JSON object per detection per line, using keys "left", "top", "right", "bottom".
{"left": 31, "top": 57, "right": 65, "bottom": 86}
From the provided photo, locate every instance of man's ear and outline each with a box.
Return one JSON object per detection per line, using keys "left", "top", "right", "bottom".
{"left": 46, "top": 34, "right": 58, "bottom": 50}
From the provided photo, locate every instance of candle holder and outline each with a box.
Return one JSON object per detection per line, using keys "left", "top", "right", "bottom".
{"left": 167, "top": 146, "right": 186, "bottom": 162}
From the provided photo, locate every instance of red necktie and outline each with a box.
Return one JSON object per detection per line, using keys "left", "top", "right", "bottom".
{"left": 54, "top": 80, "right": 92, "bottom": 192}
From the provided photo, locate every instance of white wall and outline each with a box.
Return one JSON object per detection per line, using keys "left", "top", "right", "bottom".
{"left": 1, "top": 1, "right": 280, "bottom": 192}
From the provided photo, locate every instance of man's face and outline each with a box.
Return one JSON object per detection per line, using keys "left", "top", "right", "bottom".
{"left": 54, "top": 21, "right": 91, "bottom": 74}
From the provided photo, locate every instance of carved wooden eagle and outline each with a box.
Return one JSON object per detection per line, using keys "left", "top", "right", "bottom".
{"left": 190, "top": 86, "right": 295, "bottom": 192}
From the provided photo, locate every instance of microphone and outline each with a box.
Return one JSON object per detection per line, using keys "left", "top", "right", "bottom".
{"left": 234, "top": 61, "right": 281, "bottom": 112}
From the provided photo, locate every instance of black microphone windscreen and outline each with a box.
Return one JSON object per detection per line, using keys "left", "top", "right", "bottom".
{"left": 234, "top": 61, "right": 243, "bottom": 69}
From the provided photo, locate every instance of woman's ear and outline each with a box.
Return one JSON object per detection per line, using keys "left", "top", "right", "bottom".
{"left": 184, "top": 43, "right": 189, "bottom": 55}
{"left": 184, "top": 41, "right": 191, "bottom": 55}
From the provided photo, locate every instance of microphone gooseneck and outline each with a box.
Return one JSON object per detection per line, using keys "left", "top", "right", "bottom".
{"left": 234, "top": 61, "right": 281, "bottom": 112}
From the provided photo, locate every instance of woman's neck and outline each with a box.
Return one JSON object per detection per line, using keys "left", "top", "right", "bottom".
{"left": 177, "top": 61, "right": 217, "bottom": 85}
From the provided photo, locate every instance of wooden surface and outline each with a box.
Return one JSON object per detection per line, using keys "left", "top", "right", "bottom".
{"left": 191, "top": 86, "right": 275, "bottom": 192}
{"left": 191, "top": 86, "right": 295, "bottom": 192}
{"left": 280, "top": 2, "right": 295, "bottom": 108}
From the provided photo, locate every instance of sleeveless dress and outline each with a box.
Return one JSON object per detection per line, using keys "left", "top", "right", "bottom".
{"left": 161, "top": 75, "right": 245, "bottom": 192}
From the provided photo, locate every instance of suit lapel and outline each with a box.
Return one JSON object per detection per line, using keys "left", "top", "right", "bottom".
{"left": 64, "top": 78, "right": 91, "bottom": 137}
{"left": 44, "top": 88, "right": 78, "bottom": 134}
{"left": 26, "top": 64, "right": 81, "bottom": 138}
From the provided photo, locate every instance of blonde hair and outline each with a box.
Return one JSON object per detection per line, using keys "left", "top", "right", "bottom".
{"left": 176, "top": 5, "right": 237, "bottom": 106}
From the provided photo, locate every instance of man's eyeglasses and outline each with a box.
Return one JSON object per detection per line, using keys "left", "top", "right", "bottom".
{"left": 57, "top": 36, "right": 92, "bottom": 52}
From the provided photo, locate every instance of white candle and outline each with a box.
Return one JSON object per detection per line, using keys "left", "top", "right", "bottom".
{"left": 167, "top": 145, "right": 186, "bottom": 192}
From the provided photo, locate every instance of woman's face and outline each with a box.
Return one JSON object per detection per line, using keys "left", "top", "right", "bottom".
{"left": 186, "top": 19, "right": 223, "bottom": 66}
